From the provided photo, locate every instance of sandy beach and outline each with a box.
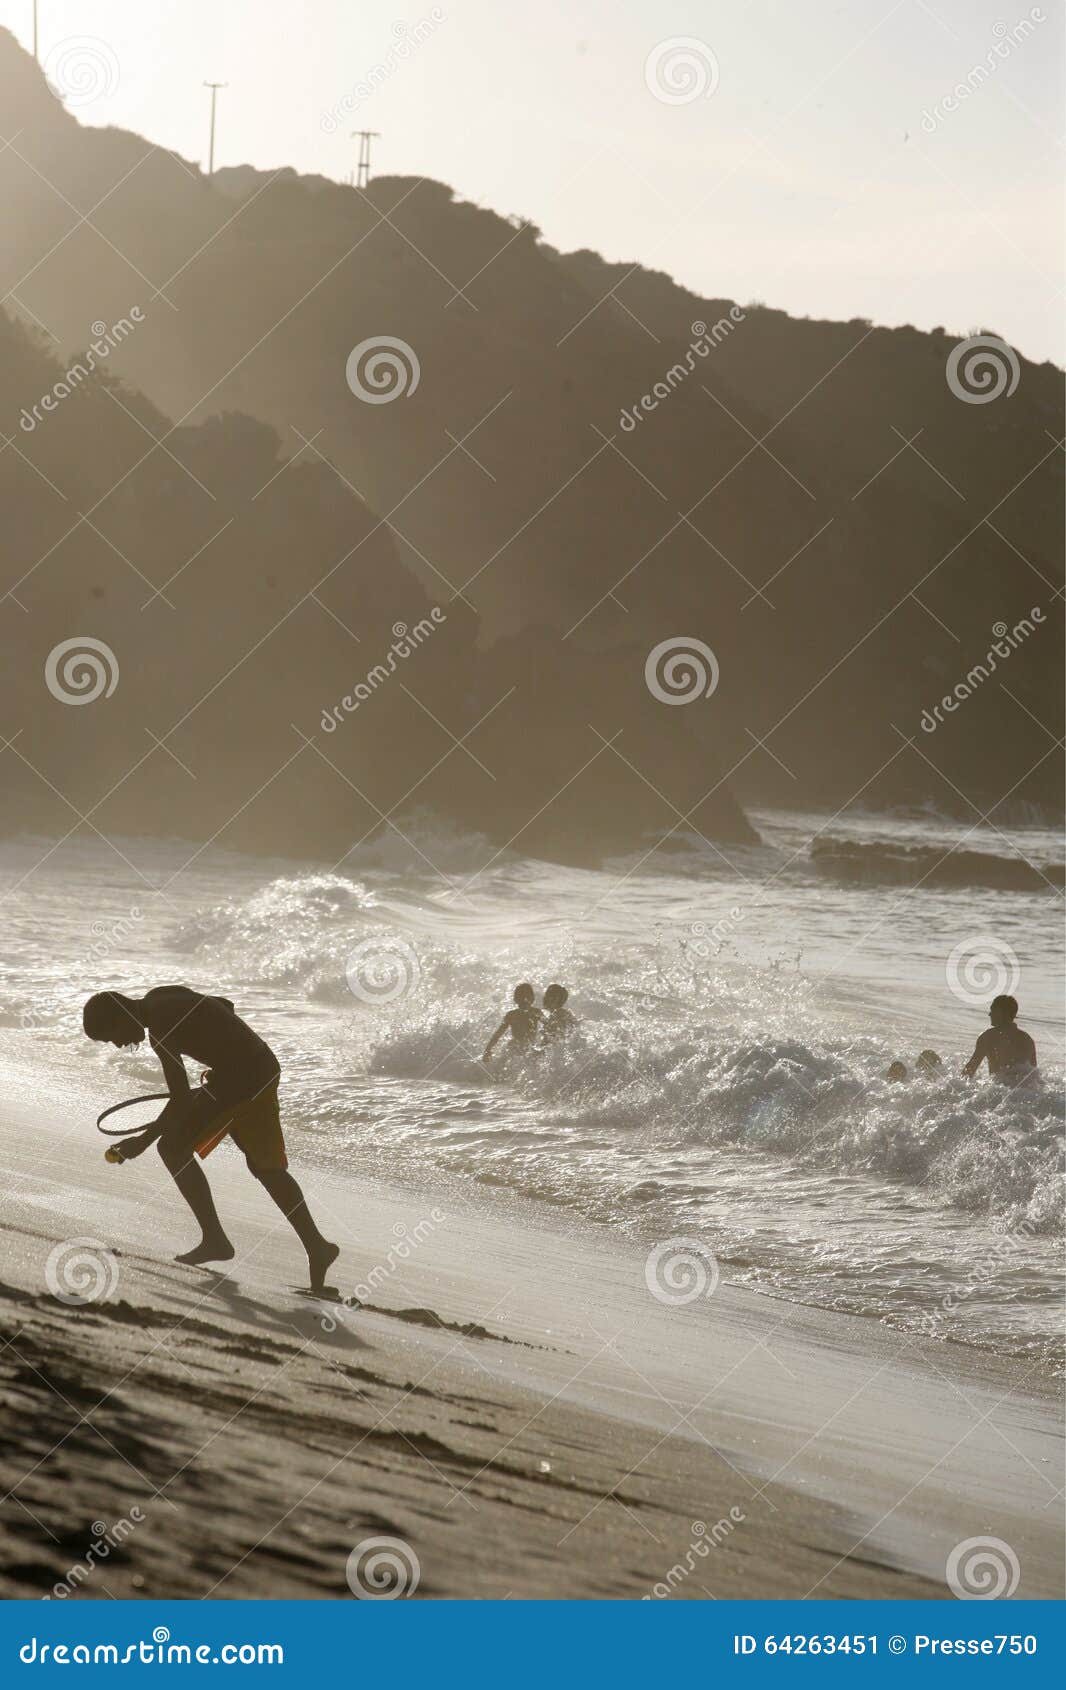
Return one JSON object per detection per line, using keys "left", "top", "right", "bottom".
{"left": 0, "top": 1051, "right": 1060, "bottom": 1602}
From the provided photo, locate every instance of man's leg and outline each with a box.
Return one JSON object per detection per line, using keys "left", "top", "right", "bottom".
{"left": 157, "top": 1101, "right": 235, "bottom": 1266}
{"left": 247, "top": 1162, "right": 338, "bottom": 1290}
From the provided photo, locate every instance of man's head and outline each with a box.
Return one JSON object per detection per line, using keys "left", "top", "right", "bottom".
{"left": 82, "top": 992, "right": 145, "bottom": 1047}
{"left": 885, "top": 1061, "right": 907, "bottom": 1082}
{"left": 543, "top": 983, "right": 569, "bottom": 1012}
{"left": 917, "top": 1048, "right": 942, "bottom": 1073}
{"left": 989, "top": 994, "right": 1019, "bottom": 1026}
{"left": 513, "top": 982, "right": 535, "bottom": 1009}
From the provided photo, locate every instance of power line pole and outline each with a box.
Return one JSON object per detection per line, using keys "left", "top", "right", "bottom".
{"left": 32, "top": 0, "right": 38, "bottom": 61}
{"left": 350, "top": 130, "right": 380, "bottom": 189}
{"left": 203, "top": 81, "right": 227, "bottom": 176}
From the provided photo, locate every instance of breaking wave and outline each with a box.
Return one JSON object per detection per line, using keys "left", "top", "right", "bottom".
{"left": 168, "top": 870, "right": 1063, "bottom": 1241}
{"left": 811, "top": 837, "right": 1064, "bottom": 892}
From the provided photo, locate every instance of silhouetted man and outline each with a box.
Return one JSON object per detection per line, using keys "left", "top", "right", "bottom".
{"left": 482, "top": 982, "right": 541, "bottom": 1063}
{"left": 83, "top": 986, "right": 338, "bottom": 1289}
{"left": 963, "top": 994, "right": 1037, "bottom": 1083}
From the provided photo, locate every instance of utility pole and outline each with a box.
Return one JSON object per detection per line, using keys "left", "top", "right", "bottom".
{"left": 32, "top": 0, "right": 38, "bottom": 61}
{"left": 204, "top": 81, "right": 227, "bottom": 176}
{"left": 350, "top": 130, "right": 380, "bottom": 189}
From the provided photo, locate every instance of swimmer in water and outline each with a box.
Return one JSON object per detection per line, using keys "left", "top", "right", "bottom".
{"left": 540, "top": 983, "right": 576, "bottom": 1045}
{"left": 916, "top": 1049, "right": 943, "bottom": 1075}
{"left": 884, "top": 1061, "right": 908, "bottom": 1082}
{"left": 482, "top": 983, "right": 542, "bottom": 1064}
{"left": 964, "top": 994, "right": 1037, "bottom": 1084}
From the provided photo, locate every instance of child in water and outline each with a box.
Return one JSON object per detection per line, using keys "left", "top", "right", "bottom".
{"left": 482, "top": 983, "right": 542, "bottom": 1064}
{"left": 541, "top": 983, "right": 576, "bottom": 1045}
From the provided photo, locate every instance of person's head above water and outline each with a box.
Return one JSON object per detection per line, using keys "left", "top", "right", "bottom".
{"left": 513, "top": 983, "right": 536, "bottom": 1009}
{"left": 916, "top": 1049, "right": 942, "bottom": 1073}
{"left": 543, "top": 984, "right": 569, "bottom": 1012}
{"left": 989, "top": 994, "right": 1019, "bottom": 1026}
{"left": 885, "top": 1061, "right": 907, "bottom": 1082}
{"left": 82, "top": 991, "right": 145, "bottom": 1047}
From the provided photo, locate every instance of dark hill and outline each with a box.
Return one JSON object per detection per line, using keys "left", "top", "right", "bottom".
{"left": 0, "top": 307, "right": 755, "bottom": 866}
{"left": 1, "top": 25, "right": 1061, "bottom": 842}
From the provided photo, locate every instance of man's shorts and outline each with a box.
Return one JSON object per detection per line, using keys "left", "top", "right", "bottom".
{"left": 194, "top": 1083, "right": 288, "bottom": 1171}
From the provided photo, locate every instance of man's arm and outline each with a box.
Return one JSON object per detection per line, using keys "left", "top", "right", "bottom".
{"left": 108, "top": 1030, "right": 185, "bottom": 1165}
{"left": 108, "top": 1100, "right": 175, "bottom": 1163}
{"left": 963, "top": 1032, "right": 988, "bottom": 1077}
{"left": 150, "top": 1032, "right": 191, "bottom": 1098}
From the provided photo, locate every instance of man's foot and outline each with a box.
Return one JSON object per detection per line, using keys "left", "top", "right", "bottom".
{"left": 175, "top": 1235, "right": 235, "bottom": 1267}
{"left": 307, "top": 1239, "right": 340, "bottom": 1293}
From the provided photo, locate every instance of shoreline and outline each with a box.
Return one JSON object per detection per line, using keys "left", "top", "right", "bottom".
{"left": 1, "top": 1058, "right": 1062, "bottom": 1599}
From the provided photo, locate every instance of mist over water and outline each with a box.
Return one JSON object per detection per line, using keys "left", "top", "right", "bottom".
{"left": 2, "top": 806, "right": 1062, "bottom": 1369}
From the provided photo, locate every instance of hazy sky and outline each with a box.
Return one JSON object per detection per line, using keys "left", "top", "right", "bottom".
{"left": 4, "top": 0, "right": 1063, "bottom": 363}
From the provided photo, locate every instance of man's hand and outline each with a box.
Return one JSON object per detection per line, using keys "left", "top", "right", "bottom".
{"left": 107, "top": 1126, "right": 160, "bottom": 1162}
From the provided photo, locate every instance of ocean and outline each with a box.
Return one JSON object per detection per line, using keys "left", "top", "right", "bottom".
{"left": 1, "top": 805, "right": 1062, "bottom": 1370}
